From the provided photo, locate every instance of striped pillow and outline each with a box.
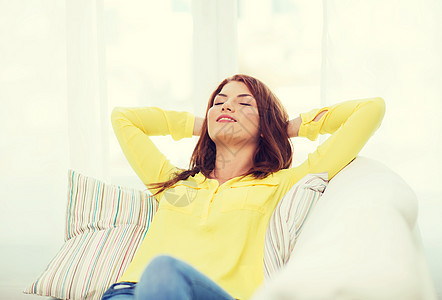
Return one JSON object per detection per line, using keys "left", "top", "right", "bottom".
{"left": 264, "top": 173, "right": 328, "bottom": 279}
{"left": 24, "top": 170, "right": 158, "bottom": 300}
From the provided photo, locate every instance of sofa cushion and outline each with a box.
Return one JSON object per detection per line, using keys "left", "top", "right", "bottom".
{"left": 264, "top": 173, "right": 328, "bottom": 279}
{"left": 24, "top": 170, "right": 158, "bottom": 300}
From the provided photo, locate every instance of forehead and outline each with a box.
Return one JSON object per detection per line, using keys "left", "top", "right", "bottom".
{"left": 219, "top": 81, "right": 252, "bottom": 95}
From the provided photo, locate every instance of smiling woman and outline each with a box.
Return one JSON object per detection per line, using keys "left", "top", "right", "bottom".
{"left": 147, "top": 74, "right": 294, "bottom": 195}
{"left": 207, "top": 79, "right": 285, "bottom": 185}
{"left": 207, "top": 81, "right": 261, "bottom": 182}
{"left": 108, "top": 73, "right": 385, "bottom": 299}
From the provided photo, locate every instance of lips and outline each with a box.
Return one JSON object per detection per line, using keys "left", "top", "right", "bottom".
{"left": 216, "top": 114, "right": 237, "bottom": 122}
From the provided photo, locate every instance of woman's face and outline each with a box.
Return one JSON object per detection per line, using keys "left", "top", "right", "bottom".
{"left": 207, "top": 81, "right": 260, "bottom": 148}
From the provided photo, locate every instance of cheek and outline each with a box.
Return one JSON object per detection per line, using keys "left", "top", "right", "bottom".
{"left": 207, "top": 107, "right": 217, "bottom": 122}
{"left": 241, "top": 108, "right": 260, "bottom": 130}
{"left": 207, "top": 107, "right": 217, "bottom": 132}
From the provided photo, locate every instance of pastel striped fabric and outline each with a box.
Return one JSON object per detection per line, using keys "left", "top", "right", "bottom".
{"left": 25, "top": 170, "right": 326, "bottom": 299}
{"left": 263, "top": 173, "right": 328, "bottom": 280}
{"left": 25, "top": 170, "right": 158, "bottom": 300}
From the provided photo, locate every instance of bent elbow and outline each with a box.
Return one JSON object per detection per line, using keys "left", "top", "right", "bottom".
{"left": 367, "top": 97, "right": 386, "bottom": 131}
{"left": 111, "top": 107, "right": 124, "bottom": 119}
{"left": 110, "top": 107, "right": 128, "bottom": 133}
{"left": 372, "top": 97, "right": 386, "bottom": 119}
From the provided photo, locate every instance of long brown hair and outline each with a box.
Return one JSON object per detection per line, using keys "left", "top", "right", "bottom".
{"left": 148, "top": 74, "right": 293, "bottom": 195}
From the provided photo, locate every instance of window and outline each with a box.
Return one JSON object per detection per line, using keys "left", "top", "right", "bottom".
{"left": 104, "top": 0, "right": 194, "bottom": 185}
{"left": 106, "top": 0, "right": 323, "bottom": 186}
{"left": 238, "top": 0, "right": 323, "bottom": 165}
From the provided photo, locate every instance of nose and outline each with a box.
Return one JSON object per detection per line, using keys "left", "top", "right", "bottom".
{"left": 221, "top": 98, "right": 234, "bottom": 112}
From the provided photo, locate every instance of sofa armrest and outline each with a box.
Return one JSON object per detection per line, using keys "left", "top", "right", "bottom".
{"left": 252, "top": 157, "right": 437, "bottom": 300}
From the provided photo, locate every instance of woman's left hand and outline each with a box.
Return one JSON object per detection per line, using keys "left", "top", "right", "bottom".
{"left": 287, "top": 116, "right": 302, "bottom": 138}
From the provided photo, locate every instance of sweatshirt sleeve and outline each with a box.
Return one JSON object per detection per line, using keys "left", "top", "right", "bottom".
{"left": 111, "top": 107, "right": 195, "bottom": 195}
{"left": 289, "top": 97, "right": 385, "bottom": 184}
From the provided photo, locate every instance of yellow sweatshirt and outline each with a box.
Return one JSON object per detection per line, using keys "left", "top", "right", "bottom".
{"left": 111, "top": 97, "right": 385, "bottom": 300}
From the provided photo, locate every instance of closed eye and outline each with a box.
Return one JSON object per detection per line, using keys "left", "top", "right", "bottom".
{"left": 214, "top": 102, "right": 224, "bottom": 106}
{"left": 240, "top": 103, "right": 251, "bottom": 106}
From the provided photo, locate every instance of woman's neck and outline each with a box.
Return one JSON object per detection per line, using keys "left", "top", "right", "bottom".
{"left": 209, "top": 143, "right": 256, "bottom": 184}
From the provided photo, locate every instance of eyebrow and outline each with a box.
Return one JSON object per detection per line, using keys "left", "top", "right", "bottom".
{"left": 216, "top": 93, "right": 253, "bottom": 98}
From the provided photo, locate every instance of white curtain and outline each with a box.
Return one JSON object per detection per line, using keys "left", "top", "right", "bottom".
{"left": 0, "top": 1, "right": 69, "bottom": 295}
{"left": 0, "top": 0, "right": 440, "bottom": 297}
{"left": 66, "top": 0, "right": 110, "bottom": 182}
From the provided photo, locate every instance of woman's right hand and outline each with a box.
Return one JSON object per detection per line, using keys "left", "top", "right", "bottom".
{"left": 193, "top": 117, "right": 204, "bottom": 136}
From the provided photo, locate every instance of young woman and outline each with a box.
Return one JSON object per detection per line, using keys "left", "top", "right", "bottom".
{"left": 102, "top": 74, "right": 385, "bottom": 300}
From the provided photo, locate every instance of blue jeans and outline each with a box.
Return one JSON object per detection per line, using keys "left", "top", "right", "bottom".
{"left": 101, "top": 255, "right": 237, "bottom": 300}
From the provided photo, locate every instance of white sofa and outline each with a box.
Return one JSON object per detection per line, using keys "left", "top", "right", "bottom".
{"left": 12, "top": 157, "right": 437, "bottom": 300}
{"left": 252, "top": 156, "right": 437, "bottom": 300}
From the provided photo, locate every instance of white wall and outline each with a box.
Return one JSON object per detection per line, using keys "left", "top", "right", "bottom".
{"left": 322, "top": 1, "right": 442, "bottom": 295}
